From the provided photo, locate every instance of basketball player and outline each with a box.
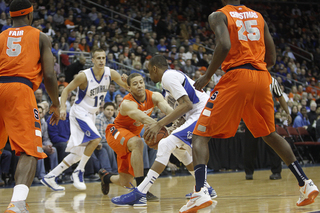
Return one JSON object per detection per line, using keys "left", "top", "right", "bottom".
{"left": 99, "top": 73, "right": 173, "bottom": 202}
{"left": 180, "top": 1, "right": 319, "bottom": 212}
{"left": 111, "top": 55, "right": 216, "bottom": 206}
{"left": 0, "top": 0, "right": 60, "bottom": 212}
{"left": 41, "top": 49, "right": 128, "bottom": 191}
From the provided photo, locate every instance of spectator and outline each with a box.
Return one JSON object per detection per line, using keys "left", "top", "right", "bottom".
{"left": 157, "top": 38, "right": 167, "bottom": 52}
{"left": 95, "top": 102, "right": 118, "bottom": 173}
{"left": 293, "top": 107, "right": 310, "bottom": 128}
{"left": 106, "top": 52, "right": 118, "bottom": 70}
{"left": 59, "top": 36, "right": 69, "bottom": 51}
{"left": 57, "top": 73, "right": 68, "bottom": 87}
{"left": 182, "top": 59, "right": 196, "bottom": 77}
{"left": 1, "top": 17, "right": 11, "bottom": 32}
{"left": 65, "top": 55, "right": 86, "bottom": 83}
{"left": 67, "top": 30, "right": 77, "bottom": 45}
{"left": 0, "top": 12, "right": 6, "bottom": 26}
{"left": 53, "top": 55, "right": 61, "bottom": 77}
{"left": 88, "top": 7, "right": 98, "bottom": 22}
{"left": 141, "top": 11, "right": 153, "bottom": 33}
{"left": 51, "top": 42, "right": 60, "bottom": 58}
{"left": 34, "top": 89, "right": 47, "bottom": 103}
{"left": 291, "top": 105, "right": 299, "bottom": 123}
{"left": 146, "top": 38, "right": 158, "bottom": 56}
{"left": 104, "top": 82, "right": 116, "bottom": 103}
{"left": 114, "top": 86, "right": 129, "bottom": 99}
{"left": 53, "top": 9, "right": 64, "bottom": 27}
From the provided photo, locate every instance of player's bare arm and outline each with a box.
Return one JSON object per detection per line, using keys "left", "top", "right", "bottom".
{"left": 60, "top": 72, "right": 87, "bottom": 120}
{"left": 264, "top": 20, "right": 276, "bottom": 69}
{"left": 120, "top": 99, "right": 156, "bottom": 125}
{"left": 194, "top": 12, "right": 231, "bottom": 91}
{"left": 144, "top": 95, "right": 192, "bottom": 142}
{"left": 110, "top": 69, "right": 130, "bottom": 91}
{"left": 151, "top": 92, "right": 173, "bottom": 115}
{"left": 40, "top": 32, "right": 60, "bottom": 125}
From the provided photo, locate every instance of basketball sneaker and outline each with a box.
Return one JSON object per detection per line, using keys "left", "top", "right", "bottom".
{"left": 185, "top": 186, "right": 217, "bottom": 199}
{"left": 72, "top": 169, "right": 86, "bottom": 190}
{"left": 41, "top": 175, "right": 65, "bottom": 191}
{"left": 5, "top": 201, "right": 29, "bottom": 213}
{"left": 179, "top": 187, "right": 213, "bottom": 213}
{"left": 146, "top": 191, "right": 159, "bottom": 202}
{"left": 98, "top": 168, "right": 112, "bottom": 195}
{"left": 296, "top": 179, "right": 319, "bottom": 206}
{"left": 111, "top": 187, "right": 147, "bottom": 206}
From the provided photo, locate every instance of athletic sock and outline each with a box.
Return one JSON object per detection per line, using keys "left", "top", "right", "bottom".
{"left": 288, "top": 161, "right": 308, "bottom": 186}
{"left": 135, "top": 176, "right": 144, "bottom": 186}
{"left": 103, "top": 173, "right": 114, "bottom": 184}
{"left": 11, "top": 184, "right": 29, "bottom": 202}
{"left": 76, "top": 154, "right": 90, "bottom": 171}
{"left": 194, "top": 164, "right": 207, "bottom": 192}
{"left": 137, "top": 169, "right": 159, "bottom": 194}
{"left": 47, "top": 161, "right": 69, "bottom": 177}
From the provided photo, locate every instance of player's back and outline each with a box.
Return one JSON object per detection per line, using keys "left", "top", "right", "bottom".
{"left": 217, "top": 5, "right": 267, "bottom": 72}
{"left": 114, "top": 89, "right": 154, "bottom": 135}
{"left": 0, "top": 26, "right": 42, "bottom": 91}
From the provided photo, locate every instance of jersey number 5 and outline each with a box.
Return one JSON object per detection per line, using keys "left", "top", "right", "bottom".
{"left": 6, "top": 37, "right": 22, "bottom": 57}
{"left": 236, "top": 20, "right": 260, "bottom": 41}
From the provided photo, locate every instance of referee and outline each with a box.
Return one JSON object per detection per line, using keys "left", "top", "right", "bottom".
{"left": 244, "top": 76, "right": 292, "bottom": 180}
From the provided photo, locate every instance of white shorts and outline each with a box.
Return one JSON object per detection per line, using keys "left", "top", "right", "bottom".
{"left": 66, "top": 105, "right": 101, "bottom": 153}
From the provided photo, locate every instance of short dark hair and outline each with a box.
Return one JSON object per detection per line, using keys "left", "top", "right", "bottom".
{"left": 92, "top": 48, "right": 105, "bottom": 57}
{"left": 149, "top": 55, "right": 168, "bottom": 70}
{"left": 103, "top": 102, "right": 115, "bottom": 110}
{"left": 10, "top": 0, "right": 32, "bottom": 12}
{"left": 127, "top": 73, "right": 142, "bottom": 86}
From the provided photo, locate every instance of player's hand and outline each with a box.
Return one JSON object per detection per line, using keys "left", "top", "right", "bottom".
{"left": 60, "top": 108, "right": 67, "bottom": 120}
{"left": 193, "top": 74, "right": 211, "bottom": 91}
{"left": 287, "top": 114, "right": 292, "bottom": 125}
{"left": 143, "top": 122, "right": 162, "bottom": 144}
{"left": 121, "top": 74, "right": 128, "bottom": 82}
{"left": 49, "top": 104, "right": 60, "bottom": 125}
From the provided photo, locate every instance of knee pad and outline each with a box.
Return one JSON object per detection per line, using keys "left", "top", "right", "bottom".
{"left": 64, "top": 153, "right": 82, "bottom": 166}
{"left": 156, "top": 135, "right": 177, "bottom": 165}
{"left": 172, "top": 148, "right": 193, "bottom": 166}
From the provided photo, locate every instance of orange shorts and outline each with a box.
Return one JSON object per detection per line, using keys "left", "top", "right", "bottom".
{"left": 0, "top": 83, "right": 47, "bottom": 159}
{"left": 106, "top": 124, "right": 138, "bottom": 176}
{"left": 194, "top": 69, "right": 275, "bottom": 138}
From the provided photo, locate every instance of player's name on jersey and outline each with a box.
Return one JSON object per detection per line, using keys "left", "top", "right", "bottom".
{"left": 90, "top": 85, "right": 108, "bottom": 96}
{"left": 9, "top": 30, "right": 24, "bottom": 36}
{"left": 229, "top": 11, "right": 258, "bottom": 19}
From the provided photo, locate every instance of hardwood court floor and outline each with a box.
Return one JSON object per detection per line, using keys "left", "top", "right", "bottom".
{"left": 1, "top": 167, "right": 320, "bottom": 213}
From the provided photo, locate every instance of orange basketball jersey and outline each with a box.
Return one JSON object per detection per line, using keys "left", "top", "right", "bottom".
{"left": 114, "top": 89, "right": 154, "bottom": 135}
{"left": 0, "top": 26, "right": 42, "bottom": 91}
{"left": 217, "top": 5, "right": 267, "bottom": 72}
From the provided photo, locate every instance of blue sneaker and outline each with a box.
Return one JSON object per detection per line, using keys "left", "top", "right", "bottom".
{"left": 185, "top": 186, "right": 217, "bottom": 199}
{"left": 112, "top": 187, "right": 147, "bottom": 206}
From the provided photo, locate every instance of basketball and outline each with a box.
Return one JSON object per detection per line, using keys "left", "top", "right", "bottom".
{"left": 146, "top": 127, "right": 169, "bottom": 150}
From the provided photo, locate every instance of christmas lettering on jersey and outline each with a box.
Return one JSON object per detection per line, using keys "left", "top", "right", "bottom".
{"left": 89, "top": 85, "right": 108, "bottom": 96}
{"left": 229, "top": 11, "right": 258, "bottom": 19}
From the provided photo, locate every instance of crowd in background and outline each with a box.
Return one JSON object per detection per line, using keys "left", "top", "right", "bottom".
{"left": 1, "top": 0, "right": 320, "bottom": 186}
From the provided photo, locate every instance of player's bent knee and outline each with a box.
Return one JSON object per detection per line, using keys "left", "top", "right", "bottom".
{"left": 172, "top": 148, "right": 192, "bottom": 166}
{"left": 156, "top": 136, "right": 177, "bottom": 165}
{"left": 127, "top": 137, "right": 144, "bottom": 151}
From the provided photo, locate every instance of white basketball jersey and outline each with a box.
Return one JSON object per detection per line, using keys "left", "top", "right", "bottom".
{"left": 161, "top": 69, "right": 209, "bottom": 120}
{"left": 74, "top": 67, "right": 111, "bottom": 114}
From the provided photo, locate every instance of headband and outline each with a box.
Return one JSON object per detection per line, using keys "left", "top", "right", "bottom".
{"left": 10, "top": 6, "right": 33, "bottom": 18}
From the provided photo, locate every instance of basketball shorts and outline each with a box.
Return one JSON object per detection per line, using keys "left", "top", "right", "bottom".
{"left": 193, "top": 69, "right": 275, "bottom": 138}
{"left": 66, "top": 104, "right": 101, "bottom": 154}
{"left": 106, "top": 124, "right": 138, "bottom": 176}
{"left": 0, "top": 83, "right": 47, "bottom": 159}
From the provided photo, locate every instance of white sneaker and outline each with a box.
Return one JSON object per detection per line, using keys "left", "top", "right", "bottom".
{"left": 41, "top": 176, "right": 65, "bottom": 191}
{"left": 296, "top": 179, "right": 319, "bottom": 206}
{"left": 72, "top": 170, "right": 86, "bottom": 190}
{"left": 179, "top": 187, "right": 213, "bottom": 213}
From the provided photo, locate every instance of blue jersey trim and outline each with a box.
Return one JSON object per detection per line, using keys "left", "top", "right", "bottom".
{"left": 75, "top": 84, "right": 88, "bottom": 104}
{"left": 76, "top": 118, "right": 100, "bottom": 143}
{"left": 183, "top": 76, "right": 199, "bottom": 104}
{"left": 172, "top": 121, "right": 197, "bottom": 147}
{"left": 91, "top": 68, "right": 105, "bottom": 84}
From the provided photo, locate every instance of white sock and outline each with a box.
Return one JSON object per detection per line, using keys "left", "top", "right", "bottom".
{"left": 137, "top": 169, "right": 159, "bottom": 194}
{"left": 76, "top": 154, "right": 90, "bottom": 171}
{"left": 11, "top": 184, "right": 29, "bottom": 202}
{"left": 47, "top": 161, "right": 69, "bottom": 177}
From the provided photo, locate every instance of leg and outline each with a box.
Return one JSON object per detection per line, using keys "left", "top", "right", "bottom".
{"left": 102, "top": 143, "right": 118, "bottom": 173}
{"left": 243, "top": 126, "right": 258, "bottom": 179}
{"left": 94, "top": 148, "right": 112, "bottom": 172}
{"left": 142, "top": 140, "right": 150, "bottom": 170}
{"left": 127, "top": 137, "right": 144, "bottom": 178}
{"left": 15, "top": 153, "right": 37, "bottom": 188}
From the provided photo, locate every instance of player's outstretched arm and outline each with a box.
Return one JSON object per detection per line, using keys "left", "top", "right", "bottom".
{"left": 152, "top": 92, "right": 173, "bottom": 115}
{"left": 194, "top": 12, "right": 230, "bottom": 91}
{"left": 110, "top": 69, "right": 129, "bottom": 91}
{"left": 40, "top": 32, "right": 60, "bottom": 125}
{"left": 120, "top": 100, "right": 156, "bottom": 125}
{"left": 60, "top": 72, "right": 87, "bottom": 120}
{"left": 264, "top": 20, "right": 276, "bottom": 69}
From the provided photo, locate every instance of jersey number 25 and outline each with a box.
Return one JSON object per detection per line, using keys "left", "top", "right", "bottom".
{"left": 236, "top": 20, "right": 260, "bottom": 41}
